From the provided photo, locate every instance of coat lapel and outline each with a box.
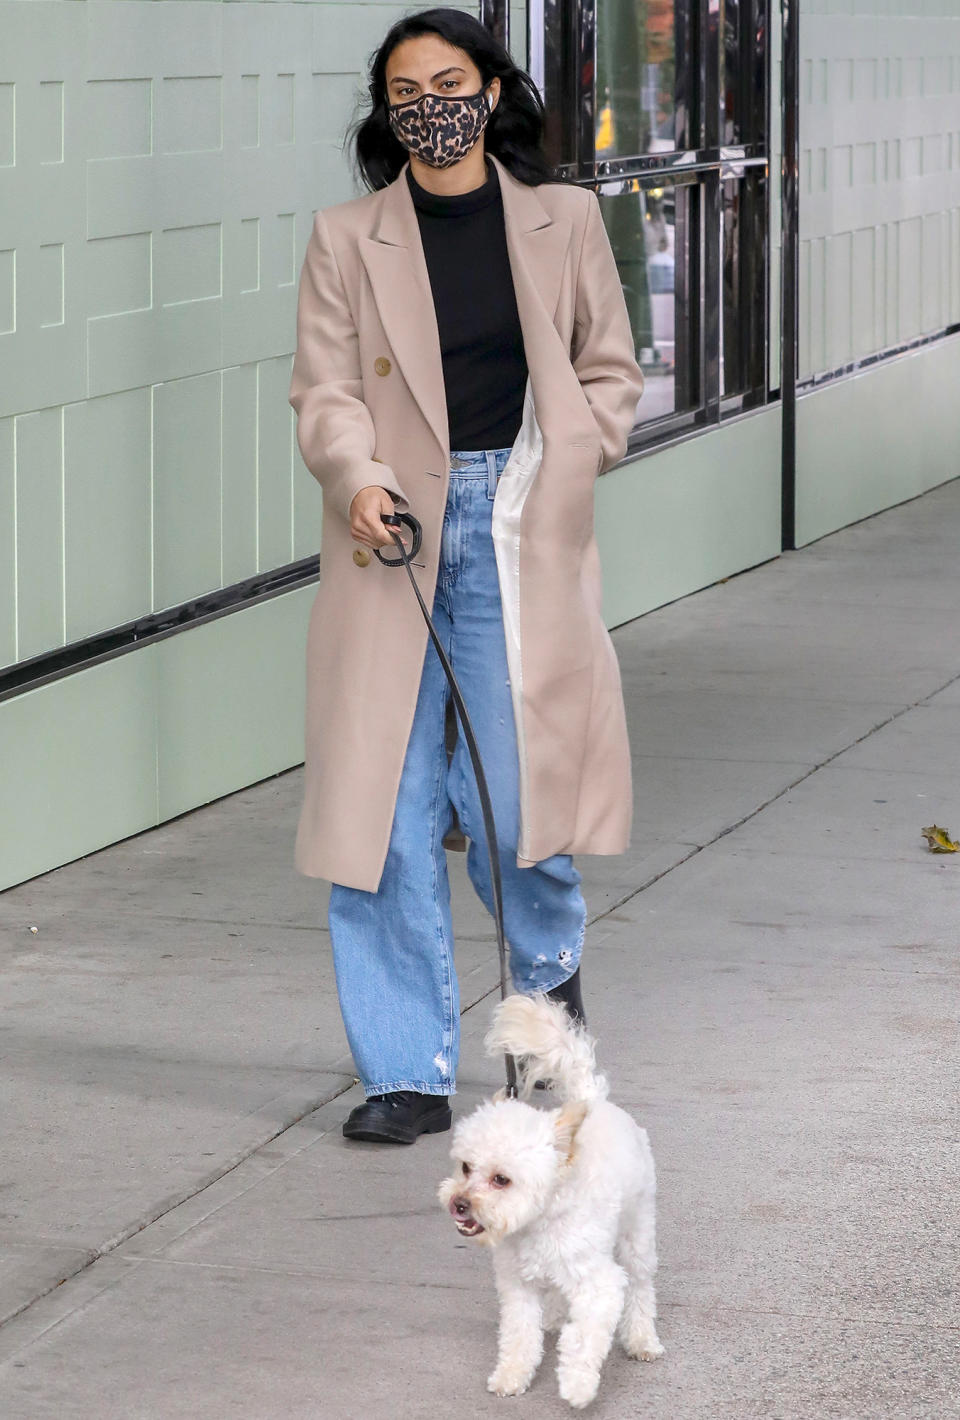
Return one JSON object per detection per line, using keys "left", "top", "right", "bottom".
{"left": 359, "top": 170, "right": 449, "bottom": 455}
{"left": 360, "top": 157, "right": 573, "bottom": 458}
{"left": 489, "top": 153, "right": 572, "bottom": 337}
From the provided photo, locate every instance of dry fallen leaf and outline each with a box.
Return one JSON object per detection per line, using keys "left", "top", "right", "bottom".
{"left": 920, "top": 825, "right": 959, "bottom": 854}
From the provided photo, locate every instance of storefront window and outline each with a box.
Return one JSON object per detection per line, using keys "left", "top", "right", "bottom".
{"left": 721, "top": 0, "right": 767, "bottom": 149}
{"left": 721, "top": 171, "right": 766, "bottom": 406}
{"left": 532, "top": 0, "right": 770, "bottom": 445}
{"left": 595, "top": 0, "right": 679, "bottom": 159}
{"left": 598, "top": 180, "right": 696, "bottom": 423}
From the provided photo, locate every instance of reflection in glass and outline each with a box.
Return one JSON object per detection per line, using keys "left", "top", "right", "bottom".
{"left": 541, "top": 0, "right": 577, "bottom": 168}
{"left": 595, "top": 0, "right": 678, "bottom": 159}
{"left": 721, "top": 172, "right": 766, "bottom": 405}
{"left": 721, "top": 0, "right": 767, "bottom": 148}
{"left": 598, "top": 181, "right": 693, "bottom": 425}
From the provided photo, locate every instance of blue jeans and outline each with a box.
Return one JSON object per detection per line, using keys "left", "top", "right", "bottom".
{"left": 328, "top": 447, "right": 587, "bottom": 1097}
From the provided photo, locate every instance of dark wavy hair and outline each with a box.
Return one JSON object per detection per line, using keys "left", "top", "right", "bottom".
{"left": 351, "top": 7, "right": 559, "bottom": 191}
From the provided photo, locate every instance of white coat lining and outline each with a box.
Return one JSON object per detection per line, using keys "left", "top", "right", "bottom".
{"left": 491, "top": 379, "right": 543, "bottom": 864}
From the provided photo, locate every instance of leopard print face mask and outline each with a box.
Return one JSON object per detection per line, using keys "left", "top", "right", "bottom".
{"left": 387, "top": 89, "right": 492, "bottom": 169}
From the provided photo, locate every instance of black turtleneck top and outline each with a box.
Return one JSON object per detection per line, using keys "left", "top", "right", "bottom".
{"left": 407, "top": 162, "right": 527, "bottom": 451}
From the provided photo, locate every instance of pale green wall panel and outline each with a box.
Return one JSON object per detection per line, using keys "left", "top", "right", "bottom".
{"left": 160, "top": 74, "right": 222, "bottom": 156}
{"left": 0, "top": 247, "right": 13, "bottom": 337}
{"left": 86, "top": 3, "right": 223, "bottom": 91}
{"left": 795, "top": 333, "right": 960, "bottom": 548}
{"left": 850, "top": 225, "right": 875, "bottom": 359}
{"left": 306, "top": 142, "right": 358, "bottom": 211}
{"left": 86, "top": 232, "right": 152, "bottom": 323}
{"left": 153, "top": 371, "right": 222, "bottom": 609}
{"left": 825, "top": 230, "right": 852, "bottom": 370}
{"left": 595, "top": 409, "right": 783, "bottom": 631}
{"left": 64, "top": 388, "right": 152, "bottom": 642}
{"left": 15, "top": 407, "right": 64, "bottom": 662}
{"left": 87, "top": 304, "right": 160, "bottom": 404}
{"left": 4, "top": 0, "right": 425, "bottom": 671}
{"left": 0, "top": 77, "right": 14, "bottom": 169}
{"left": 1, "top": 0, "right": 486, "bottom": 677}
{"left": 0, "top": 650, "right": 158, "bottom": 893}
{"left": 221, "top": 362, "right": 259, "bottom": 585}
{"left": 155, "top": 586, "right": 313, "bottom": 822}
{"left": 312, "top": 69, "right": 365, "bottom": 151}
{"left": 256, "top": 354, "right": 296, "bottom": 572}
{"left": 0, "top": 417, "right": 14, "bottom": 665}
{"left": 0, "top": 583, "right": 318, "bottom": 892}
{"left": 799, "top": 0, "right": 960, "bottom": 380}
{"left": 0, "top": 0, "right": 489, "bottom": 879}
{"left": 794, "top": 0, "right": 960, "bottom": 540}
{"left": 918, "top": 335, "right": 960, "bottom": 491}
{"left": 85, "top": 77, "right": 152, "bottom": 163}
{"left": 292, "top": 394, "right": 325, "bottom": 564}
{"left": 0, "top": 2, "right": 87, "bottom": 423}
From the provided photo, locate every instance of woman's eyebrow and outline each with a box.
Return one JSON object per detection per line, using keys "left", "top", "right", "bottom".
{"left": 389, "top": 66, "right": 466, "bottom": 85}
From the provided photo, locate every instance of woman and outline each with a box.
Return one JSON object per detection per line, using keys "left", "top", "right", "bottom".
{"left": 288, "top": 8, "right": 643, "bottom": 1144}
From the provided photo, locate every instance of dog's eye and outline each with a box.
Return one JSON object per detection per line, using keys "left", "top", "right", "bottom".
{"left": 461, "top": 1162, "right": 472, "bottom": 1176}
{"left": 491, "top": 1174, "right": 511, "bottom": 1188}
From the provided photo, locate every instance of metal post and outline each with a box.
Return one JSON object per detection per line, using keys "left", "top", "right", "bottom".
{"left": 780, "top": 0, "right": 799, "bottom": 551}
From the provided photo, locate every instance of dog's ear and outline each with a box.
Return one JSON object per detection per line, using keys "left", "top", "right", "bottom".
{"left": 553, "top": 1100, "right": 588, "bottom": 1163}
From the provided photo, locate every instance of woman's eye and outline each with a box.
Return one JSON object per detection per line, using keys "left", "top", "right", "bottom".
{"left": 492, "top": 1174, "right": 511, "bottom": 1188}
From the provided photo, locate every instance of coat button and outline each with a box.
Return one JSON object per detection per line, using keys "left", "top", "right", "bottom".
{"left": 374, "top": 356, "right": 391, "bottom": 377}
{"left": 353, "top": 546, "right": 371, "bottom": 567}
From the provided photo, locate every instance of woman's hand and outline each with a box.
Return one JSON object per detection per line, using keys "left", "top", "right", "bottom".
{"left": 349, "top": 485, "right": 403, "bottom": 549}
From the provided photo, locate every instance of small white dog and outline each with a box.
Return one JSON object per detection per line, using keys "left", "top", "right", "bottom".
{"left": 438, "top": 994, "right": 663, "bottom": 1409}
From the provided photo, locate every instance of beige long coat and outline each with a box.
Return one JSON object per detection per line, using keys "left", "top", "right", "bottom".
{"left": 289, "top": 153, "right": 644, "bottom": 891}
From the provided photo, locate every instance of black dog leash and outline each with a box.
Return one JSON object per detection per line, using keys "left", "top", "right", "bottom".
{"left": 376, "top": 512, "right": 519, "bottom": 1099}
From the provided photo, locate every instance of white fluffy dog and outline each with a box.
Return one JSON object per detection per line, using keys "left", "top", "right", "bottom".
{"left": 437, "top": 994, "right": 663, "bottom": 1409}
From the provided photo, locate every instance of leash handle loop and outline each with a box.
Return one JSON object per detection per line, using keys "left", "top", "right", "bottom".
{"left": 373, "top": 512, "right": 422, "bottom": 565}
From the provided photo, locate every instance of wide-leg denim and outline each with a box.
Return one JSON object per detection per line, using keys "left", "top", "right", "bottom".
{"left": 328, "top": 447, "right": 587, "bottom": 1097}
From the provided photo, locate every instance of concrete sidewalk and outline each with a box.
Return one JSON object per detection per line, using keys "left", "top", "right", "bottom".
{"left": 2, "top": 480, "right": 959, "bottom": 1418}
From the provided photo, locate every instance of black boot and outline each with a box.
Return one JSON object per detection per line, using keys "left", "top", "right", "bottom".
{"left": 342, "top": 1090, "right": 452, "bottom": 1144}
{"left": 546, "top": 965, "right": 586, "bottom": 1028}
{"left": 535, "top": 967, "right": 586, "bottom": 1090}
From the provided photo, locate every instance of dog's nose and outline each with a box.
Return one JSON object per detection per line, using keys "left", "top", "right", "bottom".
{"left": 450, "top": 1195, "right": 471, "bottom": 1216}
